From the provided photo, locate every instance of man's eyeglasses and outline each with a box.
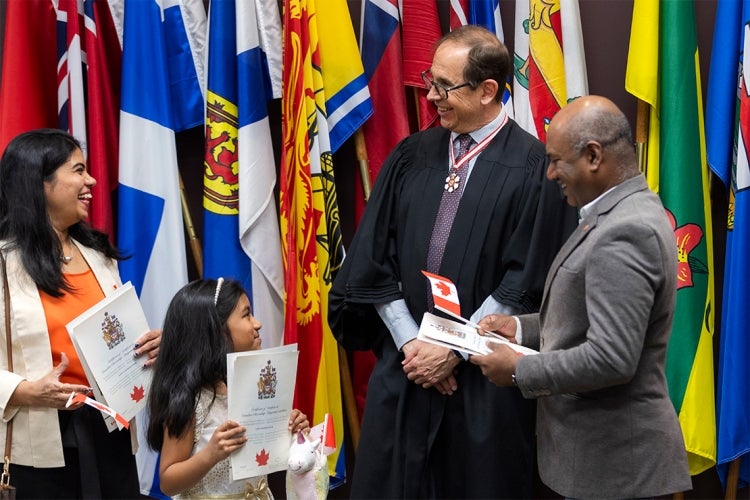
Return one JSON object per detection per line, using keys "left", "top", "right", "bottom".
{"left": 421, "top": 70, "right": 473, "bottom": 100}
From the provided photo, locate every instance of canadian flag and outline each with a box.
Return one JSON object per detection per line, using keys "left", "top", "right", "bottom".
{"left": 310, "top": 413, "right": 337, "bottom": 457}
{"left": 421, "top": 270, "right": 462, "bottom": 317}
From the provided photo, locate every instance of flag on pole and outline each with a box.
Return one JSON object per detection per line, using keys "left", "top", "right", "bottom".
{"left": 82, "top": 0, "right": 121, "bottom": 238}
{"left": 118, "top": 0, "right": 204, "bottom": 328}
{"left": 236, "top": 0, "right": 284, "bottom": 348}
{"left": 401, "top": 0, "right": 441, "bottom": 130}
{"left": 354, "top": 0, "right": 410, "bottom": 423}
{"left": 512, "top": 0, "right": 588, "bottom": 141}
{"left": 0, "top": 0, "right": 57, "bottom": 152}
{"left": 422, "top": 270, "right": 461, "bottom": 317}
{"left": 357, "top": 0, "right": 409, "bottom": 221}
{"left": 706, "top": 0, "right": 750, "bottom": 488}
{"left": 53, "top": 0, "right": 122, "bottom": 239}
{"left": 455, "top": 0, "right": 514, "bottom": 118}
{"left": 626, "top": 0, "right": 716, "bottom": 476}
{"left": 56, "top": 0, "right": 88, "bottom": 152}
{"left": 117, "top": 1, "right": 205, "bottom": 496}
{"left": 450, "top": 0, "right": 469, "bottom": 30}
{"left": 316, "top": 1, "right": 372, "bottom": 154}
{"left": 281, "top": 0, "right": 372, "bottom": 485}
{"left": 203, "top": 0, "right": 285, "bottom": 349}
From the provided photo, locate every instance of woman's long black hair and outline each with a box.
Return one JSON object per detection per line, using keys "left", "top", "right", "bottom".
{"left": 146, "top": 278, "right": 245, "bottom": 451}
{"left": 0, "top": 129, "right": 123, "bottom": 296}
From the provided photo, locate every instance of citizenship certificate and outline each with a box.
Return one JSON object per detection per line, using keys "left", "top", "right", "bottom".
{"left": 227, "top": 344, "right": 299, "bottom": 480}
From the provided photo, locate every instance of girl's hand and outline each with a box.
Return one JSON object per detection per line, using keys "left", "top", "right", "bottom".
{"left": 288, "top": 409, "right": 310, "bottom": 434}
{"left": 134, "top": 329, "right": 161, "bottom": 368}
{"left": 206, "top": 420, "right": 247, "bottom": 463}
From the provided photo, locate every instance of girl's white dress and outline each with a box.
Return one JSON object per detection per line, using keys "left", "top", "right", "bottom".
{"left": 176, "top": 388, "right": 273, "bottom": 499}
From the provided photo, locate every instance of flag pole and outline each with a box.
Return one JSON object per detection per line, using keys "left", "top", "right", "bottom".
{"left": 336, "top": 128, "right": 369, "bottom": 455}
{"left": 413, "top": 87, "right": 423, "bottom": 130}
{"left": 725, "top": 458, "right": 741, "bottom": 500}
{"left": 354, "top": 128, "right": 372, "bottom": 201}
{"left": 338, "top": 345, "right": 360, "bottom": 452}
{"left": 634, "top": 98, "right": 649, "bottom": 174}
{"left": 179, "top": 173, "right": 203, "bottom": 278}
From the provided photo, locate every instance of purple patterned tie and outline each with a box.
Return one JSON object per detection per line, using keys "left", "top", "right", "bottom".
{"left": 426, "top": 133, "right": 475, "bottom": 274}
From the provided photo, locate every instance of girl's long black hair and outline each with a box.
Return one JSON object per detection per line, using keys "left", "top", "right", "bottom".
{"left": 146, "top": 278, "right": 245, "bottom": 451}
{"left": 0, "top": 129, "right": 123, "bottom": 296}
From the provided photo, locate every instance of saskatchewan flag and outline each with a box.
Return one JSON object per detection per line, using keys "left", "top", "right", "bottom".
{"left": 625, "top": 0, "right": 716, "bottom": 475}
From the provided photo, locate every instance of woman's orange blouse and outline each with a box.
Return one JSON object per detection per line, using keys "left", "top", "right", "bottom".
{"left": 39, "top": 269, "right": 104, "bottom": 385}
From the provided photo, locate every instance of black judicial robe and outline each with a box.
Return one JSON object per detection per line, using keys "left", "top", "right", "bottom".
{"left": 329, "top": 121, "right": 576, "bottom": 498}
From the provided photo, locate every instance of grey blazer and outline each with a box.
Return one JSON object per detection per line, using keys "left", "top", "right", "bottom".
{"left": 515, "top": 175, "right": 692, "bottom": 498}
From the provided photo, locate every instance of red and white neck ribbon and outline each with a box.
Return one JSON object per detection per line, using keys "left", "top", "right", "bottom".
{"left": 66, "top": 392, "right": 130, "bottom": 429}
{"left": 449, "top": 111, "right": 509, "bottom": 170}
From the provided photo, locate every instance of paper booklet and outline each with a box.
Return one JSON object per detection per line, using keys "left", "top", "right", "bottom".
{"left": 66, "top": 282, "right": 152, "bottom": 430}
{"left": 227, "top": 344, "right": 299, "bottom": 480}
{"left": 418, "top": 311, "right": 538, "bottom": 356}
{"left": 420, "top": 270, "right": 538, "bottom": 356}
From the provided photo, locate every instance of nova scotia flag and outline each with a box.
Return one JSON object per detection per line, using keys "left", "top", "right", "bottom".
{"left": 203, "top": 0, "right": 284, "bottom": 349}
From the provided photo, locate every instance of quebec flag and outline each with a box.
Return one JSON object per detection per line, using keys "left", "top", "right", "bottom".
{"left": 117, "top": 0, "right": 205, "bottom": 497}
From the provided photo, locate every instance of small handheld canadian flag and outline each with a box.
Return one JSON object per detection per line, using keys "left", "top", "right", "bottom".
{"left": 66, "top": 391, "right": 130, "bottom": 429}
{"left": 422, "top": 270, "right": 461, "bottom": 317}
{"left": 310, "top": 413, "right": 337, "bottom": 457}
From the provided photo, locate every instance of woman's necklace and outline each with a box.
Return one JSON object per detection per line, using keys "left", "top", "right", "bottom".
{"left": 60, "top": 237, "right": 74, "bottom": 264}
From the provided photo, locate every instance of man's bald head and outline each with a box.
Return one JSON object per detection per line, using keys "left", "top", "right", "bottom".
{"left": 545, "top": 96, "right": 640, "bottom": 207}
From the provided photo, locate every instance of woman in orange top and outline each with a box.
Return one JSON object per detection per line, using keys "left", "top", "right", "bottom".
{"left": 0, "top": 129, "right": 161, "bottom": 498}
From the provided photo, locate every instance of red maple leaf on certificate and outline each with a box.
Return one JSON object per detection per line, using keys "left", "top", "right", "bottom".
{"left": 256, "top": 448, "right": 270, "bottom": 466}
{"left": 130, "top": 385, "right": 145, "bottom": 402}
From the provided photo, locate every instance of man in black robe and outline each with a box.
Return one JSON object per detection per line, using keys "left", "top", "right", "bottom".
{"left": 329, "top": 25, "right": 577, "bottom": 498}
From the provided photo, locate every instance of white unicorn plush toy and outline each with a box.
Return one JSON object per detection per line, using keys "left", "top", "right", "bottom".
{"left": 286, "top": 415, "right": 335, "bottom": 500}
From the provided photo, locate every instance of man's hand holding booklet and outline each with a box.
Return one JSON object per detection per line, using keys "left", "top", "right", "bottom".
{"left": 419, "top": 271, "right": 537, "bottom": 356}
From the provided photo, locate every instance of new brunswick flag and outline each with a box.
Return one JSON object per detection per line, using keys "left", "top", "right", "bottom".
{"left": 512, "top": 0, "right": 588, "bottom": 141}
{"left": 626, "top": 0, "right": 716, "bottom": 475}
{"left": 280, "top": 0, "right": 372, "bottom": 485}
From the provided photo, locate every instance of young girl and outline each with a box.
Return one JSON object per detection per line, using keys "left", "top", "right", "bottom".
{"left": 147, "top": 278, "right": 309, "bottom": 498}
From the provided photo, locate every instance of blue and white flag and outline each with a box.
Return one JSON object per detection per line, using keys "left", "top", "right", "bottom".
{"left": 203, "top": 0, "right": 284, "bottom": 349}
{"left": 469, "top": 0, "right": 513, "bottom": 117}
{"left": 706, "top": 0, "right": 750, "bottom": 489}
{"left": 117, "top": 1, "right": 205, "bottom": 497}
{"left": 117, "top": 0, "right": 204, "bottom": 327}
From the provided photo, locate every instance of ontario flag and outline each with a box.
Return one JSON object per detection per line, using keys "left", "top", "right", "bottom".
{"left": 53, "top": 0, "right": 122, "bottom": 238}
{"left": 203, "top": 0, "right": 285, "bottom": 349}
{"left": 0, "top": 0, "right": 121, "bottom": 237}
{"left": 449, "top": 0, "right": 468, "bottom": 29}
{"left": 512, "top": 0, "right": 588, "bottom": 141}
{"left": 280, "top": 0, "right": 372, "bottom": 487}
{"left": 0, "top": 0, "right": 57, "bottom": 152}
{"left": 81, "top": 0, "right": 122, "bottom": 239}
{"left": 706, "top": 0, "right": 750, "bottom": 489}
{"left": 626, "top": 0, "right": 716, "bottom": 475}
{"left": 357, "top": 0, "right": 410, "bottom": 221}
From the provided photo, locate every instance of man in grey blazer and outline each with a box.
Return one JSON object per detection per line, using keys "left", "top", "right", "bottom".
{"left": 470, "top": 95, "right": 692, "bottom": 498}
